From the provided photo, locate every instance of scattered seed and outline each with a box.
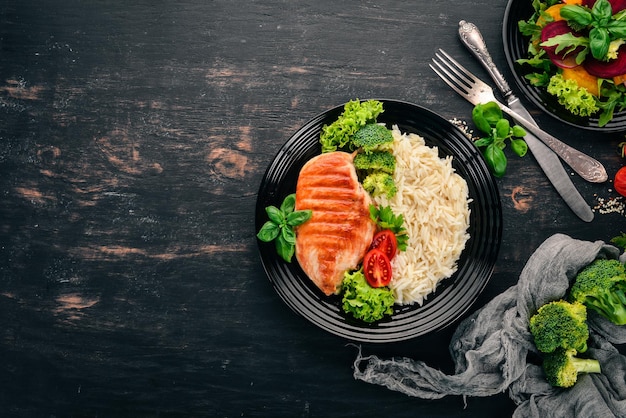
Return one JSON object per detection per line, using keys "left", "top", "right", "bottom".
{"left": 593, "top": 194, "right": 625, "bottom": 217}
{"left": 449, "top": 118, "right": 478, "bottom": 141}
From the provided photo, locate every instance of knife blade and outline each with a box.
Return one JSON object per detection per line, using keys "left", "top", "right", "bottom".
{"left": 458, "top": 20, "right": 594, "bottom": 222}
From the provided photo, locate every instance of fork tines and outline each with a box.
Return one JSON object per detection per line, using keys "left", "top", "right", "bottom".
{"left": 429, "top": 48, "right": 481, "bottom": 100}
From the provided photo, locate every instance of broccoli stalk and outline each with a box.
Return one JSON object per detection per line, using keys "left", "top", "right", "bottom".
{"left": 529, "top": 300, "right": 590, "bottom": 354}
{"left": 542, "top": 348, "right": 601, "bottom": 388}
{"left": 569, "top": 258, "right": 626, "bottom": 325}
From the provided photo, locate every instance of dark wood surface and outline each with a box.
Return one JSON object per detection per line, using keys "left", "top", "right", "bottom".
{"left": 1, "top": 0, "right": 626, "bottom": 416}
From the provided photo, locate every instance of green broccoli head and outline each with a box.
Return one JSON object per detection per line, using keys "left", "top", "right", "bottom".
{"left": 362, "top": 172, "right": 397, "bottom": 198}
{"left": 353, "top": 151, "right": 396, "bottom": 174}
{"left": 542, "top": 347, "right": 601, "bottom": 388}
{"left": 529, "top": 300, "right": 589, "bottom": 353}
{"left": 569, "top": 258, "right": 626, "bottom": 325}
{"left": 352, "top": 124, "right": 394, "bottom": 153}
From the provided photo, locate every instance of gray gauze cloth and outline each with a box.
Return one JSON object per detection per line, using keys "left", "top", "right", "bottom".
{"left": 353, "top": 233, "right": 626, "bottom": 417}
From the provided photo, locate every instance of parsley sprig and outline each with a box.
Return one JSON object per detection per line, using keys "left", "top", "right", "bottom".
{"left": 369, "top": 204, "right": 409, "bottom": 251}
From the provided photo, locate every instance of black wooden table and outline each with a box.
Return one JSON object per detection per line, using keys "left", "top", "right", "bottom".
{"left": 1, "top": 0, "right": 625, "bottom": 416}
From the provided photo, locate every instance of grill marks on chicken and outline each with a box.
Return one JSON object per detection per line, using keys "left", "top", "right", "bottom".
{"left": 295, "top": 152, "right": 377, "bottom": 296}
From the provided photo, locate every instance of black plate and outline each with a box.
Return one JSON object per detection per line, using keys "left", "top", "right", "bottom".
{"left": 503, "top": 0, "right": 626, "bottom": 132}
{"left": 255, "top": 100, "right": 502, "bottom": 343}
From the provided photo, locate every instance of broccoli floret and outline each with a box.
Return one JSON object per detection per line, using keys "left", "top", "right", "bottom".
{"left": 351, "top": 124, "right": 394, "bottom": 153}
{"left": 569, "top": 258, "right": 626, "bottom": 325}
{"left": 362, "top": 172, "right": 397, "bottom": 198}
{"left": 353, "top": 151, "right": 396, "bottom": 174}
{"left": 341, "top": 269, "right": 394, "bottom": 323}
{"left": 542, "top": 347, "right": 601, "bottom": 388}
{"left": 529, "top": 300, "right": 589, "bottom": 353}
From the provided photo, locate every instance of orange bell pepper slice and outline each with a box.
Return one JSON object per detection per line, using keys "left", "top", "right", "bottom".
{"left": 561, "top": 66, "right": 600, "bottom": 96}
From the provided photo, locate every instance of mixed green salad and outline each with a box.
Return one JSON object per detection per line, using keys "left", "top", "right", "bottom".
{"left": 517, "top": 0, "right": 626, "bottom": 126}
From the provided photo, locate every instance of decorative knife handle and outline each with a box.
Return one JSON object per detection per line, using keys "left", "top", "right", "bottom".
{"left": 458, "top": 20, "right": 512, "bottom": 97}
{"left": 499, "top": 105, "right": 609, "bottom": 183}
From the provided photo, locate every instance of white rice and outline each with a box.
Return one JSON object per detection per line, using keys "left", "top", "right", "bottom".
{"left": 373, "top": 126, "right": 471, "bottom": 306}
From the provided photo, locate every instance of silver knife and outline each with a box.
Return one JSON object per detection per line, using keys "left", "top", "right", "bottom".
{"left": 458, "top": 20, "right": 594, "bottom": 222}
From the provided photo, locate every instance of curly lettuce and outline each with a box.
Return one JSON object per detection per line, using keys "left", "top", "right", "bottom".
{"left": 546, "top": 73, "right": 599, "bottom": 117}
{"left": 319, "top": 99, "right": 384, "bottom": 153}
{"left": 341, "top": 269, "right": 394, "bottom": 323}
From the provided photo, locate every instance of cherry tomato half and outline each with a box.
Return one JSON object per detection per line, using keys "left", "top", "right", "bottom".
{"left": 369, "top": 230, "right": 398, "bottom": 261}
{"left": 615, "top": 166, "right": 626, "bottom": 197}
{"left": 363, "top": 249, "right": 392, "bottom": 288}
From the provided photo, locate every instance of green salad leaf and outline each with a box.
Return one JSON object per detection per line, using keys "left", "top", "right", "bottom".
{"left": 540, "top": 33, "right": 589, "bottom": 65}
{"left": 341, "top": 269, "right": 394, "bottom": 323}
{"left": 547, "top": 73, "right": 599, "bottom": 117}
{"left": 319, "top": 99, "right": 384, "bottom": 153}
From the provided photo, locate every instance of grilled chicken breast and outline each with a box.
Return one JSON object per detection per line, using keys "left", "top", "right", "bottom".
{"left": 295, "top": 151, "right": 376, "bottom": 295}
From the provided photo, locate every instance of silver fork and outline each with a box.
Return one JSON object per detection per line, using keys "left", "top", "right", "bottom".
{"left": 430, "top": 48, "right": 608, "bottom": 183}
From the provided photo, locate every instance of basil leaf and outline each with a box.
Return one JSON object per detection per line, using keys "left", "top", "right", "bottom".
{"left": 590, "top": 27, "right": 610, "bottom": 60}
{"left": 607, "top": 20, "right": 626, "bottom": 38}
{"left": 591, "top": 0, "right": 612, "bottom": 26}
{"left": 492, "top": 136, "right": 506, "bottom": 150}
{"left": 484, "top": 143, "right": 507, "bottom": 178}
{"left": 257, "top": 221, "right": 280, "bottom": 242}
{"left": 286, "top": 209, "right": 312, "bottom": 226}
{"left": 280, "top": 193, "right": 296, "bottom": 214}
{"left": 481, "top": 102, "right": 503, "bottom": 125}
{"left": 510, "top": 139, "right": 528, "bottom": 157}
{"left": 560, "top": 5, "right": 593, "bottom": 27}
{"left": 473, "top": 102, "right": 503, "bottom": 133}
{"left": 281, "top": 225, "right": 296, "bottom": 245}
{"left": 512, "top": 125, "right": 527, "bottom": 137}
{"left": 472, "top": 104, "right": 493, "bottom": 134}
{"left": 265, "top": 205, "right": 284, "bottom": 224}
{"left": 495, "top": 118, "right": 510, "bottom": 139}
{"left": 275, "top": 233, "right": 295, "bottom": 263}
{"left": 474, "top": 137, "right": 494, "bottom": 147}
